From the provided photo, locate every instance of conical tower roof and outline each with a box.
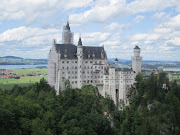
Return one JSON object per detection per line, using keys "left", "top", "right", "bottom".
{"left": 134, "top": 46, "right": 140, "bottom": 49}
{"left": 78, "top": 37, "right": 82, "bottom": 46}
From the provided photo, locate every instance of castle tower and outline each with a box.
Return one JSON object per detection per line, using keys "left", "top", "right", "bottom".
{"left": 77, "top": 36, "right": 83, "bottom": 88}
{"left": 132, "top": 46, "right": 142, "bottom": 75}
{"left": 62, "top": 20, "right": 74, "bottom": 44}
{"left": 114, "top": 58, "right": 118, "bottom": 69}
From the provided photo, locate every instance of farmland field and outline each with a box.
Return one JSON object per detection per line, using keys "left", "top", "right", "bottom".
{"left": 0, "top": 68, "right": 47, "bottom": 90}
{"left": 0, "top": 76, "right": 47, "bottom": 90}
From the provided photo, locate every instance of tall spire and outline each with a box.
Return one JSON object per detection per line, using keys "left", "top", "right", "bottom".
{"left": 66, "top": 18, "right": 70, "bottom": 31}
{"left": 62, "top": 17, "right": 74, "bottom": 44}
{"left": 78, "top": 35, "right": 82, "bottom": 46}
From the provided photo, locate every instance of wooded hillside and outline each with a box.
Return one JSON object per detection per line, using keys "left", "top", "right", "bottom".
{"left": 0, "top": 72, "right": 180, "bottom": 135}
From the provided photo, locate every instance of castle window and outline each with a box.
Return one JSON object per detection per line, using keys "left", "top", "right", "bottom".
{"left": 72, "top": 71, "right": 74, "bottom": 74}
{"left": 75, "top": 61, "right": 77, "bottom": 63}
{"left": 68, "top": 76, "right": 70, "bottom": 79}
{"left": 72, "top": 81, "right": 74, "bottom": 84}
{"left": 67, "top": 67, "right": 69, "bottom": 69}
{"left": 90, "top": 61, "right": 92, "bottom": 63}
{"left": 67, "top": 61, "right": 69, "bottom": 63}
{"left": 101, "top": 66, "right": 103, "bottom": 69}
{"left": 75, "top": 81, "right": 77, "bottom": 83}
{"left": 62, "top": 61, "right": 64, "bottom": 63}
{"left": 91, "top": 80, "right": 93, "bottom": 83}
{"left": 75, "top": 71, "right": 77, "bottom": 74}
{"left": 99, "top": 61, "right": 102, "bottom": 64}
{"left": 62, "top": 77, "right": 64, "bottom": 79}
{"left": 72, "top": 61, "right": 74, "bottom": 63}
{"left": 85, "top": 61, "right": 88, "bottom": 63}
{"left": 62, "top": 72, "right": 64, "bottom": 74}
{"left": 62, "top": 67, "right": 64, "bottom": 69}
{"left": 68, "top": 71, "right": 70, "bottom": 74}
{"left": 75, "top": 67, "right": 77, "bottom": 69}
{"left": 75, "top": 76, "right": 77, "bottom": 79}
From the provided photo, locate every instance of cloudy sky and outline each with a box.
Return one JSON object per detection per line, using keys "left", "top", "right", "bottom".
{"left": 0, "top": 0, "right": 180, "bottom": 61}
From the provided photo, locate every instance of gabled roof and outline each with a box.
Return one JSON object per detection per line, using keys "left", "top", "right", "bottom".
{"left": 55, "top": 44, "right": 77, "bottom": 59}
{"left": 55, "top": 44, "right": 107, "bottom": 59}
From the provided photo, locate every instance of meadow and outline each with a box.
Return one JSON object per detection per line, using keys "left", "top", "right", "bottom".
{"left": 12, "top": 68, "right": 47, "bottom": 74}
{"left": 0, "top": 68, "right": 47, "bottom": 90}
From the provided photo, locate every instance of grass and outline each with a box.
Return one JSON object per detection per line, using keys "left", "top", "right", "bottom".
{"left": 0, "top": 76, "right": 47, "bottom": 90}
{"left": 11, "top": 68, "right": 47, "bottom": 74}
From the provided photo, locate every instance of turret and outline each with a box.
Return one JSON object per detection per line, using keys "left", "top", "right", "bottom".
{"left": 114, "top": 58, "right": 118, "bottom": 69}
{"left": 77, "top": 36, "right": 83, "bottom": 89}
{"left": 77, "top": 36, "right": 83, "bottom": 57}
{"left": 132, "top": 46, "right": 142, "bottom": 75}
{"left": 133, "top": 46, "right": 140, "bottom": 57}
{"left": 62, "top": 20, "right": 74, "bottom": 44}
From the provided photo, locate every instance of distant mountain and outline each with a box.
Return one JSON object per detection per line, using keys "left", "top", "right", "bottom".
{"left": 0, "top": 56, "right": 47, "bottom": 65}
{"left": 0, "top": 56, "right": 23, "bottom": 59}
{"left": 108, "top": 58, "right": 180, "bottom": 64}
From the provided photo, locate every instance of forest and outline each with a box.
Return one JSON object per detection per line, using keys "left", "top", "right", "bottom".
{"left": 0, "top": 72, "right": 180, "bottom": 135}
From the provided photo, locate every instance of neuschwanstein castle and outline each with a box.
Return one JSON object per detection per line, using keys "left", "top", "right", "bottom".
{"left": 48, "top": 21, "right": 142, "bottom": 105}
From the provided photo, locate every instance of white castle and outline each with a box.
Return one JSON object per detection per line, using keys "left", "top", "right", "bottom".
{"left": 48, "top": 21, "right": 142, "bottom": 105}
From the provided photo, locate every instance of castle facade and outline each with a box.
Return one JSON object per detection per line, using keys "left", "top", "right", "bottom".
{"left": 48, "top": 21, "right": 142, "bottom": 105}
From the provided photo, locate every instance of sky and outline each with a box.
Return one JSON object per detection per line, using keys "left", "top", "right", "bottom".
{"left": 0, "top": 0, "right": 180, "bottom": 61}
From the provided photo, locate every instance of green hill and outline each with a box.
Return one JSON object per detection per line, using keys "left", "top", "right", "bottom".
{"left": 0, "top": 56, "right": 47, "bottom": 65}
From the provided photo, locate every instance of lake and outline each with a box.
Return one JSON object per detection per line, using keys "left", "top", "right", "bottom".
{"left": 0, "top": 64, "right": 47, "bottom": 69}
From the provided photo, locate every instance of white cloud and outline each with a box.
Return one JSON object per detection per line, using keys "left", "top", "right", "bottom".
{"left": 104, "top": 23, "right": 128, "bottom": 31}
{"left": 152, "top": 12, "right": 168, "bottom": 20}
{"left": 0, "top": 26, "right": 110, "bottom": 58}
{"left": 0, "top": 0, "right": 93, "bottom": 24}
{"left": 69, "top": 0, "right": 180, "bottom": 25}
{"left": 133, "top": 15, "right": 144, "bottom": 23}
{"left": 166, "top": 37, "right": 180, "bottom": 46}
